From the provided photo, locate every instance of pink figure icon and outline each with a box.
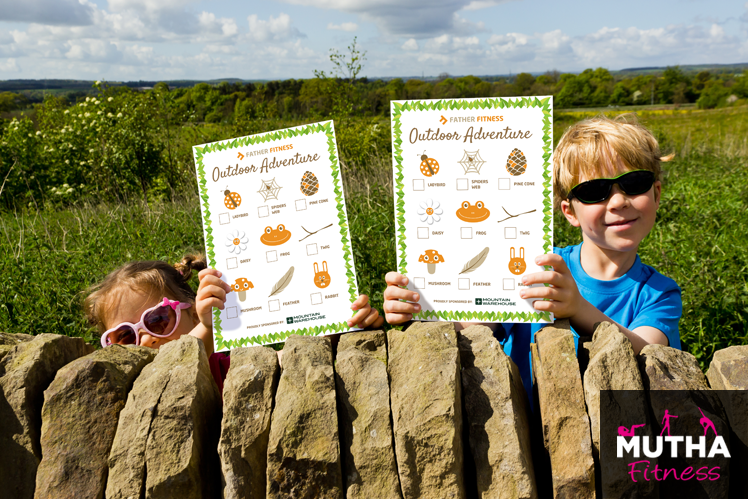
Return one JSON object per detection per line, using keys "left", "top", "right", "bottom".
{"left": 660, "top": 410, "right": 678, "bottom": 436}
{"left": 618, "top": 424, "right": 646, "bottom": 437}
{"left": 698, "top": 407, "right": 718, "bottom": 437}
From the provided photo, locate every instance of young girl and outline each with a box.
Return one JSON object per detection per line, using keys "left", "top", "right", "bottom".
{"left": 85, "top": 255, "right": 384, "bottom": 389}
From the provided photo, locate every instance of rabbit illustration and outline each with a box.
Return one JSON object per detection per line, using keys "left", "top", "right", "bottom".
{"left": 313, "top": 261, "right": 331, "bottom": 289}
{"left": 508, "top": 247, "right": 527, "bottom": 275}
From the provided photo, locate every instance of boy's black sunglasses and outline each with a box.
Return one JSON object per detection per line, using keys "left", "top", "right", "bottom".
{"left": 567, "top": 170, "right": 656, "bottom": 204}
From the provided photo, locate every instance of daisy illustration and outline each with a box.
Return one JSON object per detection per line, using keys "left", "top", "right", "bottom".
{"left": 225, "top": 230, "right": 248, "bottom": 254}
{"left": 418, "top": 199, "right": 443, "bottom": 225}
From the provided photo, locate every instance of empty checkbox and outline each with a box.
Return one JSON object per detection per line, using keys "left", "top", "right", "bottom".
{"left": 461, "top": 227, "right": 473, "bottom": 239}
{"left": 498, "top": 178, "right": 510, "bottom": 190}
{"left": 458, "top": 278, "right": 470, "bottom": 290}
{"left": 503, "top": 279, "right": 515, "bottom": 291}
{"left": 226, "top": 257, "right": 238, "bottom": 269}
{"left": 413, "top": 277, "right": 425, "bottom": 289}
{"left": 417, "top": 227, "right": 429, "bottom": 239}
{"left": 311, "top": 293, "right": 323, "bottom": 305}
{"left": 266, "top": 251, "right": 278, "bottom": 263}
{"left": 413, "top": 179, "right": 425, "bottom": 191}
{"left": 219, "top": 212, "right": 230, "bottom": 225}
{"left": 258, "top": 205, "right": 269, "bottom": 218}
{"left": 505, "top": 227, "right": 517, "bottom": 239}
{"left": 295, "top": 199, "right": 307, "bottom": 211}
{"left": 268, "top": 299, "right": 280, "bottom": 312}
{"left": 456, "top": 178, "right": 468, "bottom": 190}
{"left": 226, "top": 306, "right": 238, "bottom": 319}
{"left": 306, "top": 243, "right": 318, "bottom": 256}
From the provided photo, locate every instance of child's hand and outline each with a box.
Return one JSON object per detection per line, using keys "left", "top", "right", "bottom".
{"left": 519, "top": 254, "right": 587, "bottom": 319}
{"left": 383, "top": 272, "right": 421, "bottom": 325}
{"left": 348, "top": 294, "right": 384, "bottom": 329}
{"left": 196, "top": 268, "right": 232, "bottom": 331}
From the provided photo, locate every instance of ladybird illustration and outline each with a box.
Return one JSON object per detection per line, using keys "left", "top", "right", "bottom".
{"left": 223, "top": 188, "right": 242, "bottom": 210}
{"left": 418, "top": 151, "right": 440, "bottom": 177}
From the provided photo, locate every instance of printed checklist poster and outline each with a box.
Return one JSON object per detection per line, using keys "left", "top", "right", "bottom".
{"left": 392, "top": 97, "right": 554, "bottom": 323}
{"left": 193, "top": 121, "right": 359, "bottom": 351}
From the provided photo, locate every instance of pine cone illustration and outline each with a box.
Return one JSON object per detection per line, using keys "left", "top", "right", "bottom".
{"left": 300, "top": 171, "right": 319, "bottom": 196}
{"left": 506, "top": 148, "right": 527, "bottom": 176}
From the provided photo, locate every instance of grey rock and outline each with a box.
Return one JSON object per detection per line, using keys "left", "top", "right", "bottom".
{"left": 0, "top": 332, "right": 34, "bottom": 361}
{"left": 0, "top": 334, "right": 91, "bottom": 499}
{"left": 583, "top": 322, "right": 657, "bottom": 498}
{"left": 335, "top": 331, "right": 401, "bottom": 499}
{"left": 105, "top": 335, "right": 222, "bottom": 499}
{"left": 35, "top": 345, "right": 156, "bottom": 499}
{"left": 388, "top": 321, "right": 465, "bottom": 499}
{"left": 266, "top": 335, "right": 343, "bottom": 499}
{"left": 707, "top": 346, "right": 748, "bottom": 499}
{"left": 532, "top": 320, "right": 595, "bottom": 499}
{"left": 639, "top": 344, "right": 729, "bottom": 499}
{"left": 458, "top": 325, "right": 537, "bottom": 499}
{"left": 219, "top": 346, "right": 279, "bottom": 499}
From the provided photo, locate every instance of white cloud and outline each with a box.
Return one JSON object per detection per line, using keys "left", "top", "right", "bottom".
{"left": 327, "top": 22, "right": 358, "bottom": 31}
{"left": 247, "top": 13, "right": 305, "bottom": 42}
{"left": 0, "top": 0, "right": 95, "bottom": 26}
{"left": 402, "top": 38, "right": 418, "bottom": 51}
{"left": 281, "top": 0, "right": 493, "bottom": 37}
{"left": 0, "top": 58, "right": 20, "bottom": 72}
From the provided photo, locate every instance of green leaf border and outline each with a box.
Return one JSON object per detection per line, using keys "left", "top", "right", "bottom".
{"left": 390, "top": 96, "right": 554, "bottom": 323}
{"left": 193, "top": 121, "right": 359, "bottom": 350}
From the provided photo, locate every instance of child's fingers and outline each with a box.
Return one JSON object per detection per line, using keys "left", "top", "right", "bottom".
{"left": 199, "top": 275, "right": 232, "bottom": 293}
{"left": 383, "top": 286, "right": 419, "bottom": 303}
{"left": 519, "top": 285, "right": 561, "bottom": 300}
{"left": 521, "top": 271, "right": 565, "bottom": 287}
{"left": 198, "top": 297, "right": 226, "bottom": 311}
{"left": 350, "top": 308, "right": 383, "bottom": 329}
{"left": 351, "top": 294, "right": 369, "bottom": 311}
{"left": 385, "top": 312, "right": 413, "bottom": 325}
{"left": 385, "top": 271, "right": 408, "bottom": 287}
{"left": 197, "top": 284, "right": 228, "bottom": 302}
{"left": 347, "top": 306, "right": 370, "bottom": 327}
{"left": 534, "top": 253, "right": 569, "bottom": 274}
{"left": 198, "top": 268, "right": 222, "bottom": 280}
{"left": 383, "top": 299, "right": 420, "bottom": 315}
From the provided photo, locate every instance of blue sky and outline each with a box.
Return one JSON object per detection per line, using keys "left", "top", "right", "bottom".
{"left": 0, "top": 0, "right": 746, "bottom": 80}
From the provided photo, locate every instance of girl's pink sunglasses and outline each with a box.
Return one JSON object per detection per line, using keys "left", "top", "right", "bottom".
{"left": 101, "top": 297, "right": 192, "bottom": 348}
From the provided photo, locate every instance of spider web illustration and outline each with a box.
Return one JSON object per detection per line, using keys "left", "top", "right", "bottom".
{"left": 258, "top": 178, "right": 282, "bottom": 201}
{"left": 458, "top": 150, "right": 486, "bottom": 174}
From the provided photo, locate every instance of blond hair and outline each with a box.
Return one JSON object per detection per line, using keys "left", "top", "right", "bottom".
{"left": 553, "top": 114, "right": 673, "bottom": 210}
{"left": 84, "top": 254, "right": 206, "bottom": 333}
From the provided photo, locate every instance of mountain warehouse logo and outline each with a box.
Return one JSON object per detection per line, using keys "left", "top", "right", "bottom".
{"left": 616, "top": 407, "right": 730, "bottom": 482}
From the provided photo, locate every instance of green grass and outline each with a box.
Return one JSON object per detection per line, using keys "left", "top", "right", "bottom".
{"left": 1, "top": 107, "right": 746, "bottom": 370}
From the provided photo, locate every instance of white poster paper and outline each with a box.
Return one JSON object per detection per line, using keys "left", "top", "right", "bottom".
{"left": 391, "top": 97, "right": 554, "bottom": 323}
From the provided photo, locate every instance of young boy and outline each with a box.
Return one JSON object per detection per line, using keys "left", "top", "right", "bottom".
{"left": 383, "top": 114, "right": 682, "bottom": 393}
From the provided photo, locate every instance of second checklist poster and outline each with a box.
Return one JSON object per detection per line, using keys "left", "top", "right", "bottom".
{"left": 392, "top": 96, "right": 554, "bottom": 323}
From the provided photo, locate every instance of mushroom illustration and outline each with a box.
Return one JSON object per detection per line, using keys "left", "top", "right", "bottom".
{"left": 418, "top": 249, "right": 444, "bottom": 274}
{"left": 231, "top": 277, "right": 254, "bottom": 301}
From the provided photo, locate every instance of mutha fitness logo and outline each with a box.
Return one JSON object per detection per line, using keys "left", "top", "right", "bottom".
{"left": 617, "top": 407, "right": 730, "bottom": 482}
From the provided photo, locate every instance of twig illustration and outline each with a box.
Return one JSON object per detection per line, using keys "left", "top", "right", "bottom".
{"left": 459, "top": 247, "right": 490, "bottom": 275}
{"left": 496, "top": 207, "right": 536, "bottom": 224}
{"left": 269, "top": 267, "right": 294, "bottom": 297}
{"left": 298, "top": 223, "right": 333, "bottom": 242}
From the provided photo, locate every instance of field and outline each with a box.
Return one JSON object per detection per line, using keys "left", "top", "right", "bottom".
{"left": 1, "top": 105, "right": 746, "bottom": 369}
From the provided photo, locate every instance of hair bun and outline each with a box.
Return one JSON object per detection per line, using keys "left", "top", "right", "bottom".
{"left": 174, "top": 254, "right": 207, "bottom": 281}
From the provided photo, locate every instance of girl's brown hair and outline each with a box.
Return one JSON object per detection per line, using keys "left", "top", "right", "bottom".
{"left": 84, "top": 254, "right": 207, "bottom": 333}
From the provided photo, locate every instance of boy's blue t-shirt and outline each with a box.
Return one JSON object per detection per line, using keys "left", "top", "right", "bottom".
{"left": 501, "top": 242, "right": 682, "bottom": 394}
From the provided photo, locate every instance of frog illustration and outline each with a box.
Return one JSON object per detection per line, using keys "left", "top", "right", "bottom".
{"left": 260, "top": 224, "right": 291, "bottom": 246}
{"left": 456, "top": 201, "right": 490, "bottom": 223}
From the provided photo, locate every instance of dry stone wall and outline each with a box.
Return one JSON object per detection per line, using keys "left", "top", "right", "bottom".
{"left": 0, "top": 321, "right": 743, "bottom": 499}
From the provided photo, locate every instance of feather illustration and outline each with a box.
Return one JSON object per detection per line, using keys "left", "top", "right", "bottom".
{"left": 269, "top": 266, "right": 294, "bottom": 296}
{"left": 459, "top": 247, "right": 490, "bottom": 275}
